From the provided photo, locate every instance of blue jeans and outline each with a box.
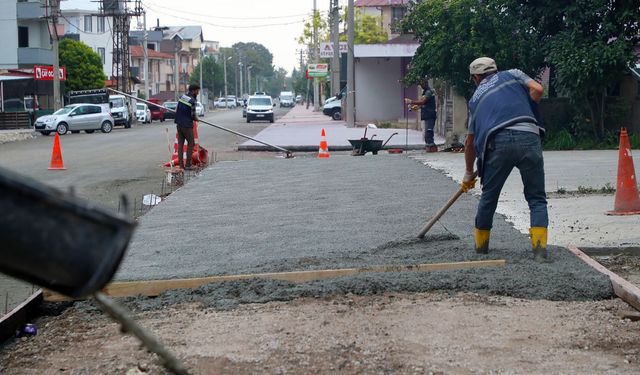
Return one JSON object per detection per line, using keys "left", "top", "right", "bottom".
{"left": 423, "top": 118, "right": 436, "bottom": 144}
{"left": 476, "top": 129, "right": 548, "bottom": 230}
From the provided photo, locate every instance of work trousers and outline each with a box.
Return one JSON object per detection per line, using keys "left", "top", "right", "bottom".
{"left": 423, "top": 118, "right": 436, "bottom": 145}
{"left": 476, "top": 129, "right": 548, "bottom": 230}
{"left": 177, "top": 125, "right": 195, "bottom": 168}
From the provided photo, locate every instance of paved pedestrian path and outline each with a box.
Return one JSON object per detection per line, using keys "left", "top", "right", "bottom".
{"left": 239, "top": 105, "right": 443, "bottom": 152}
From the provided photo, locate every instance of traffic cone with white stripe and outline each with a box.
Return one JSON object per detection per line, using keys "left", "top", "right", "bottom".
{"left": 163, "top": 121, "right": 208, "bottom": 167}
{"left": 318, "top": 128, "right": 330, "bottom": 158}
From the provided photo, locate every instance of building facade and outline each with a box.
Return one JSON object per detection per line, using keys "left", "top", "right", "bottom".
{"left": 0, "top": 0, "right": 53, "bottom": 69}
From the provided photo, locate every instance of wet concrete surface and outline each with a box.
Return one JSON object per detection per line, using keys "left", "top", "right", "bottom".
{"left": 114, "top": 155, "right": 613, "bottom": 306}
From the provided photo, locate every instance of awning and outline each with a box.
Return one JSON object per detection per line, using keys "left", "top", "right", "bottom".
{"left": 629, "top": 64, "right": 640, "bottom": 80}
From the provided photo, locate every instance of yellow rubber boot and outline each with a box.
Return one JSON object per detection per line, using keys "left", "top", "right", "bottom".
{"left": 474, "top": 228, "right": 490, "bottom": 254}
{"left": 530, "top": 227, "right": 548, "bottom": 262}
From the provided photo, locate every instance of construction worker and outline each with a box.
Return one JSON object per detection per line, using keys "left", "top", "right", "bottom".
{"left": 462, "top": 57, "right": 548, "bottom": 261}
{"left": 175, "top": 84, "right": 200, "bottom": 170}
{"left": 405, "top": 76, "right": 437, "bottom": 148}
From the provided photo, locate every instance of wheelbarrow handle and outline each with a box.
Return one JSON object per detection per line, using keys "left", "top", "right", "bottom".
{"left": 382, "top": 132, "right": 399, "bottom": 148}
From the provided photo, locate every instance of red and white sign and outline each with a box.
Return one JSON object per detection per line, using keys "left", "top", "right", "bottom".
{"left": 320, "top": 42, "right": 348, "bottom": 58}
{"left": 33, "top": 65, "right": 66, "bottom": 81}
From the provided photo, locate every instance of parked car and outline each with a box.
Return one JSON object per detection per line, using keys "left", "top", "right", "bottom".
{"left": 279, "top": 91, "right": 294, "bottom": 107}
{"left": 148, "top": 99, "right": 165, "bottom": 122}
{"left": 295, "top": 95, "right": 302, "bottom": 104}
{"left": 196, "top": 101, "right": 205, "bottom": 117}
{"left": 215, "top": 98, "right": 236, "bottom": 109}
{"left": 34, "top": 104, "right": 114, "bottom": 135}
{"left": 246, "top": 95, "right": 275, "bottom": 123}
{"left": 322, "top": 99, "right": 342, "bottom": 120}
{"left": 109, "top": 95, "right": 131, "bottom": 128}
{"left": 163, "top": 101, "right": 178, "bottom": 119}
{"left": 136, "top": 103, "right": 151, "bottom": 123}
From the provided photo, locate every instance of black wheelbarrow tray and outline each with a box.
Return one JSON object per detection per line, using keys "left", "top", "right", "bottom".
{"left": 348, "top": 132, "right": 397, "bottom": 156}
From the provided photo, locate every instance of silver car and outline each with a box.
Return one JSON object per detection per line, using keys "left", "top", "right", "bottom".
{"left": 35, "top": 104, "right": 114, "bottom": 135}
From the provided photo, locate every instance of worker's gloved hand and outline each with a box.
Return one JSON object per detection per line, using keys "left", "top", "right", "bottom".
{"left": 461, "top": 171, "right": 477, "bottom": 192}
{"left": 404, "top": 98, "right": 412, "bottom": 104}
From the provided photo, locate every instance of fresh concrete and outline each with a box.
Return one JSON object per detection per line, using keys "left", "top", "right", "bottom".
{"left": 115, "top": 155, "right": 612, "bottom": 304}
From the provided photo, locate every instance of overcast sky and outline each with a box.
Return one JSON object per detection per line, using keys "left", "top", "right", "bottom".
{"left": 64, "top": 0, "right": 343, "bottom": 74}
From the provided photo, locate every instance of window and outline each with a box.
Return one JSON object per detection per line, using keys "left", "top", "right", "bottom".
{"left": 97, "top": 17, "right": 105, "bottom": 33}
{"left": 84, "top": 15, "right": 92, "bottom": 32}
{"left": 390, "top": 7, "right": 406, "bottom": 33}
{"left": 18, "top": 26, "right": 28, "bottom": 48}
{"left": 97, "top": 48, "right": 105, "bottom": 64}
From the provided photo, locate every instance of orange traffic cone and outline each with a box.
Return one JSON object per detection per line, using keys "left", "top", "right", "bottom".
{"left": 607, "top": 128, "right": 640, "bottom": 215}
{"left": 318, "top": 128, "right": 330, "bottom": 158}
{"left": 48, "top": 132, "right": 66, "bottom": 170}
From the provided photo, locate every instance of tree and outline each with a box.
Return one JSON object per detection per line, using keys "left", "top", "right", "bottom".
{"left": 341, "top": 8, "right": 388, "bottom": 44}
{"left": 189, "top": 55, "right": 223, "bottom": 96}
{"left": 233, "top": 42, "right": 275, "bottom": 93}
{"left": 404, "top": 0, "right": 545, "bottom": 99}
{"left": 58, "top": 38, "right": 105, "bottom": 92}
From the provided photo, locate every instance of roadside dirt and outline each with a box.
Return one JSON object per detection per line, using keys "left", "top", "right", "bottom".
{"left": 596, "top": 255, "right": 640, "bottom": 286}
{"left": 1, "top": 292, "right": 639, "bottom": 374}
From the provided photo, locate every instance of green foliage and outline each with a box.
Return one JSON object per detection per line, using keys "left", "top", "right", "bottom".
{"left": 543, "top": 128, "right": 640, "bottom": 151}
{"left": 233, "top": 42, "right": 275, "bottom": 94}
{"left": 403, "top": 0, "right": 546, "bottom": 99}
{"left": 58, "top": 39, "right": 105, "bottom": 92}
{"left": 339, "top": 9, "right": 388, "bottom": 44}
{"left": 189, "top": 55, "right": 223, "bottom": 96}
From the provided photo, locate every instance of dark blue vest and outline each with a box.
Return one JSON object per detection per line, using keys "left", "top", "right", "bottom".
{"left": 175, "top": 94, "right": 195, "bottom": 128}
{"left": 468, "top": 71, "right": 543, "bottom": 177}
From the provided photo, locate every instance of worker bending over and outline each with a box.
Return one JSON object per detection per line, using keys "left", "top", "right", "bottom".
{"left": 461, "top": 57, "right": 548, "bottom": 262}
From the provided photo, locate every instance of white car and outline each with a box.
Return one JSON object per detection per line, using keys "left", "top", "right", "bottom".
{"left": 215, "top": 98, "right": 236, "bottom": 109}
{"left": 34, "top": 104, "right": 114, "bottom": 135}
{"left": 246, "top": 95, "right": 275, "bottom": 123}
{"left": 135, "top": 103, "right": 151, "bottom": 123}
{"left": 196, "top": 101, "right": 205, "bottom": 117}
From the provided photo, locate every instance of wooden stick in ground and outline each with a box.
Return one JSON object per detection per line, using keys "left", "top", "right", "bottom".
{"left": 93, "top": 292, "right": 190, "bottom": 375}
{"left": 418, "top": 187, "right": 465, "bottom": 238}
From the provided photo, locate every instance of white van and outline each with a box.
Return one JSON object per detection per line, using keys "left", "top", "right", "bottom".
{"left": 279, "top": 91, "right": 294, "bottom": 108}
{"left": 108, "top": 94, "right": 131, "bottom": 128}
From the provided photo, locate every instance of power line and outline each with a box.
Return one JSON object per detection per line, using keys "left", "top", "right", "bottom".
{"left": 141, "top": 1, "right": 321, "bottom": 29}
{"left": 143, "top": 0, "right": 324, "bottom": 21}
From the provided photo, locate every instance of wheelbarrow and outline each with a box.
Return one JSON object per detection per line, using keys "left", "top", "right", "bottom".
{"left": 349, "top": 132, "right": 398, "bottom": 156}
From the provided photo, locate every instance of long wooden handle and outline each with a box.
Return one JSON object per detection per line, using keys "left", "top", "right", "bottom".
{"left": 417, "top": 187, "right": 465, "bottom": 238}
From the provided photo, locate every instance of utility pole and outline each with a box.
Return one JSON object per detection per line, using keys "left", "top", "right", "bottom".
{"left": 312, "top": 0, "right": 319, "bottom": 111}
{"left": 346, "top": 0, "right": 355, "bottom": 127}
{"left": 143, "top": 11, "right": 148, "bottom": 99}
{"left": 239, "top": 60, "right": 243, "bottom": 98}
{"left": 199, "top": 47, "right": 203, "bottom": 102}
{"left": 174, "top": 40, "right": 179, "bottom": 100}
{"left": 223, "top": 55, "right": 228, "bottom": 102}
{"left": 330, "top": 0, "right": 340, "bottom": 96}
{"left": 50, "top": 0, "right": 62, "bottom": 110}
{"left": 247, "top": 66, "right": 252, "bottom": 94}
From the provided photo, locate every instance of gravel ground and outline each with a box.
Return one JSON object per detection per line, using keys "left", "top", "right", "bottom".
{"left": 1, "top": 292, "right": 639, "bottom": 374}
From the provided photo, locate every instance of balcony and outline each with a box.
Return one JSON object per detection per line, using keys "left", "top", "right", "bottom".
{"left": 17, "top": 1, "right": 46, "bottom": 20}
{"left": 18, "top": 47, "right": 52, "bottom": 66}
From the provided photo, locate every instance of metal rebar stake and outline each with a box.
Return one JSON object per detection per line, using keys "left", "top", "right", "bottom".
{"left": 93, "top": 292, "right": 190, "bottom": 375}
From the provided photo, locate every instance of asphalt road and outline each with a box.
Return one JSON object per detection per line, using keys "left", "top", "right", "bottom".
{"left": 0, "top": 106, "right": 291, "bottom": 210}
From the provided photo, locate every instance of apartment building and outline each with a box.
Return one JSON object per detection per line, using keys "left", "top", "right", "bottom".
{"left": 0, "top": 0, "right": 54, "bottom": 69}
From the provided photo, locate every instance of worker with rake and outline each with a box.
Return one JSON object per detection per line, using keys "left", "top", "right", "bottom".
{"left": 462, "top": 57, "right": 548, "bottom": 262}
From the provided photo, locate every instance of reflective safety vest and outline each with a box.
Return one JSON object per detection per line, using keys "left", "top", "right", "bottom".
{"left": 175, "top": 93, "right": 195, "bottom": 128}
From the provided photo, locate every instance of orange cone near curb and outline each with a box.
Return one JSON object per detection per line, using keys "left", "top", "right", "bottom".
{"left": 318, "top": 128, "right": 330, "bottom": 158}
{"left": 48, "top": 132, "right": 66, "bottom": 170}
{"left": 607, "top": 128, "right": 640, "bottom": 215}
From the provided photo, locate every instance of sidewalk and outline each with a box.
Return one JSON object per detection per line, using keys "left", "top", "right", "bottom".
{"left": 411, "top": 151, "right": 640, "bottom": 248}
{"left": 238, "top": 105, "right": 443, "bottom": 152}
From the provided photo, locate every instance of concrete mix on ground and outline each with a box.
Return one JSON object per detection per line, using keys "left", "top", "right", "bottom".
{"left": 113, "top": 155, "right": 613, "bottom": 310}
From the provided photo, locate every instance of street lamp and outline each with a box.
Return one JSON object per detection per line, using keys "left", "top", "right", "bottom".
{"left": 238, "top": 61, "right": 244, "bottom": 97}
{"left": 223, "top": 55, "right": 232, "bottom": 108}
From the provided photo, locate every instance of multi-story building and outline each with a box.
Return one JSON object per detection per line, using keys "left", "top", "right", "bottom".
{"left": 129, "top": 45, "right": 174, "bottom": 99}
{"left": 158, "top": 26, "right": 203, "bottom": 96}
{"left": 0, "top": 0, "right": 54, "bottom": 69}
{"left": 59, "top": 1, "right": 114, "bottom": 78}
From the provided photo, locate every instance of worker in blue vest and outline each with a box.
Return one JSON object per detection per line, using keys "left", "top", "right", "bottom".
{"left": 405, "top": 76, "right": 437, "bottom": 148}
{"left": 174, "top": 84, "right": 200, "bottom": 170}
{"left": 461, "top": 57, "right": 548, "bottom": 261}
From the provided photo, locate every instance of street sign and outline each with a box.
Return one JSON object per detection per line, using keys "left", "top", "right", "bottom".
{"left": 319, "top": 42, "right": 348, "bottom": 58}
{"left": 33, "top": 65, "right": 66, "bottom": 81}
{"left": 307, "top": 63, "right": 328, "bottom": 78}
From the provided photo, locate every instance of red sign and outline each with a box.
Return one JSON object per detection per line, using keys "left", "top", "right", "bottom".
{"left": 33, "top": 65, "right": 66, "bottom": 81}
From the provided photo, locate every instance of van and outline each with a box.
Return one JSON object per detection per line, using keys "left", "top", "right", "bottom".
{"left": 279, "top": 91, "right": 294, "bottom": 108}
{"left": 108, "top": 94, "right": 131, "bottom": 128}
